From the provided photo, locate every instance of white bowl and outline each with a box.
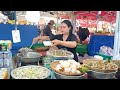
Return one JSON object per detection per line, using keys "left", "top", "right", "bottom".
{"left": 43, "top": 41, "right": 53, "bottom": 46}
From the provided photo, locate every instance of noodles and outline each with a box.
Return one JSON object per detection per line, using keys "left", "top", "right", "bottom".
{"left": 11, "top": 66, "right": 50, "bottom": 79}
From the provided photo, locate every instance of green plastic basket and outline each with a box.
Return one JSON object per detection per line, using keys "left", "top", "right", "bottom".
{"left": 97, "top": 53, "right": 113, "bottom": 60}
{"left": 75, "top": 44, "right": 88, "bottom": 54}
{"left": 30, "top": 43, "right": 45, "bottom": 50}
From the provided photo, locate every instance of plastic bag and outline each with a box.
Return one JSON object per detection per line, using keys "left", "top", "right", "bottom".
{"left": 99, "top": 46, "right": 113, "bottom": 56}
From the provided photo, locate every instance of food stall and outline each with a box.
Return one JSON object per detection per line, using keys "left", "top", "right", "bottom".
{"left": 0, "top": 11, "right": 120, "bottom": 79}
{"left": 9, "top": 11, "right": 120, "bottom": 79}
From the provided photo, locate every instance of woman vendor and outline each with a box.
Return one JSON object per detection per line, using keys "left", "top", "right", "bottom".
{"left": 32, "top": 20, "right": 78, "bottom": 62}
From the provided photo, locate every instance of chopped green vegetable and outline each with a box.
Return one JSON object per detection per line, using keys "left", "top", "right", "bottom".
{"left": 88, "top": 63, "right": 92, "bottom": 66}
{"left": 79, "top": 66, "right": 89, "bottom": 73}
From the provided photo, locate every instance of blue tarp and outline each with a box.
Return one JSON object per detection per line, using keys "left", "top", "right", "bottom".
{"left": 0, "top": 24, "right": 38, "bottom": 56}
{"left": 88, "top": 35, "right": 114, "bottom": 56}
{"left": 0, "top": 24, "right": 115, "bottom": 57}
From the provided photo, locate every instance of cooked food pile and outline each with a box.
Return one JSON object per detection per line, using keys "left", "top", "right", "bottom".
{"left": 11, "top": 66, "right": 50, "bottom": 79}
{"left": 35, "top": 46, "right": 49, "bottom": 51}
{"left": 19, "top": 47, "right": 33, "bottom": 52}
{"left": 49, "top": 49, "right": 72, "bottom": 57}
{"left": 55, "top": 59, "right": 88, "bottom": 75}
{"left": 84, "top": 60, "right": 118, "bottom": 70}
{"left": 111, "top": 60, "right": 120, "bottom": 68}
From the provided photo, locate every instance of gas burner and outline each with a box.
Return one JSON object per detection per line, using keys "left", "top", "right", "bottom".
{"left": 20, "top": 62, "right": 39, "bottom": 66}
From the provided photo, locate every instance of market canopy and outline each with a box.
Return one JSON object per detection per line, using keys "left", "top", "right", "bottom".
{"left": 73, "top": 11, "right": 117, "bottom": 28}
{"left": 74, "top": 11, "right": 116, "bottom": 23}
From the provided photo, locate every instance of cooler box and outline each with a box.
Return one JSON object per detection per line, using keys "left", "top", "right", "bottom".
{"left": 87, "top": 35, "right": 114, "bottom": 56}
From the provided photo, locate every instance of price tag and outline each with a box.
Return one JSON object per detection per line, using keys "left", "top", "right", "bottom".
{"left": 12, "top": 30, "right": 21, "bottom": 43}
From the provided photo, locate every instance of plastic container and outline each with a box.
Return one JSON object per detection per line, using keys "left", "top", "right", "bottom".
{"left": 0, "top": 59, "right": 3, "bottom": 67}
{"left": 0, "top": 40, "right": 12, "bottom": 51}
{"left": 0, "top": 52, "right": 3, "bottom": 59}
{"left": 42, "top": 56, "right": 53, "bottom": 69}
{"left": 42, "top": 56, "right": 55, "bottom": 79}
{"left": 0, "top": 51, "right": 13, "bottom": 79}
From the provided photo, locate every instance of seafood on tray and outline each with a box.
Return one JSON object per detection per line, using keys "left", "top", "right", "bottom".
{"left": 83, "top": 60, "right": 118, "bottom": 71}
{"left": 47, "top": 49, "right": 73, "bottom": 57}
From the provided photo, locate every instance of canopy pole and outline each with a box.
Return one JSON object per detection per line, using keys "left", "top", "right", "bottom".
{"left": 71, "top": 12, "right": 76, "bottom": 34}
{"left": 57, "top": 11, "right": 59, "bottom": 30}
{"left": 109, "top": 22, "right": 113, "bottom": 33}
{"left": 96, "top": 11, "right": 101, "bottom": 32}
{"left": 113, "top": 11, "right": 120, "bottom": 60}
{"left": 14, "top": 11, "right": 17, "bottom": 30}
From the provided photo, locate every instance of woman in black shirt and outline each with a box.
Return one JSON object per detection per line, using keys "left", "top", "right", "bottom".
{"left": 32, "top": 20, "right": 78, "bottom": 61}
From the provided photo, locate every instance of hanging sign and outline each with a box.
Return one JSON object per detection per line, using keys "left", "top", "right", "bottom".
{"left": 12, "top": 30, "right": 21, "bottom": 43}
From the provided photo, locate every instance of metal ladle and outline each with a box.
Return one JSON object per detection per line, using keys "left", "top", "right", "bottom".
{"left": 27, "top": 29, "right": 43, "bottom": 54}
{"left": 21, "top": 41, "right": 37, "bottom": 57}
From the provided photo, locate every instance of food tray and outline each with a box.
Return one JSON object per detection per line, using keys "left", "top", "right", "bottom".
{"left": 83, "top": 59, "right": 118, "bottom": 73}
{"left": 11, "top": 65, "right": 50, "bottom": 79}
{"left": 50, "top": 61, "right": 83, "bottom": 76}
{"left": 111, "top": 60, "right": 120, "bottom": 68}
{"left": 46, "top": 50, "right": 74, "bottom": 59}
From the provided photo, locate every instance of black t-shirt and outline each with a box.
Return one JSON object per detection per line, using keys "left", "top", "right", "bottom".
{"left": 43, "top": 25, "right": 55, "bottom": 39}
{"left": 43, "top": 25, "right": 52, "bottom": 36}
{"left": 77, "top": 28, "right": 90, "bottom": 43}
{"left": 50, "top": 34, "right": 78, "bottom": 62}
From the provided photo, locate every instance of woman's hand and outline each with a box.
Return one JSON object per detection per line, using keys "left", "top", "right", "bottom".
{"left": 32, "top": 36, "right": 50, "bottom": 44}
{"left": 40, "top": 36, "right": 49, "bottom": 40}
{"left": 32, "top": 36, "right": 40, "bottom": 44}
{"left": 52, "top": 39, "right": 61, "bottom": 46}
{"left": 52, "top": 39, "right": 77, "bottom": 48}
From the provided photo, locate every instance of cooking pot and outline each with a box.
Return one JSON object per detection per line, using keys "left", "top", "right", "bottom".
{"left": 17, "top": 52, "right": 42, "bottom": 63}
